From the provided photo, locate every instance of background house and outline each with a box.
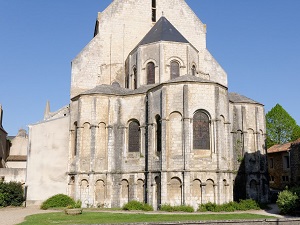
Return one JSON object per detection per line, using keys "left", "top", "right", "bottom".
{"left": 268, "top": 138, "right": 300, "bottom": 190}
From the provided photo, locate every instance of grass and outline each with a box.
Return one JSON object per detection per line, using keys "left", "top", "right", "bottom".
{"left": 18, "top": 211, "right": 275, "bottom": 225}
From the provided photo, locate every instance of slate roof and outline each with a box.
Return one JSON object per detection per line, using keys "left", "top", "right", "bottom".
{"left": 228, "top": 92, "right": 261, "bottom": 105}
{"left": 137, "top": 16, "right": 189, "bottom": 46}
{"left": 165, "top": 74, "right": 212, "bottom": 84}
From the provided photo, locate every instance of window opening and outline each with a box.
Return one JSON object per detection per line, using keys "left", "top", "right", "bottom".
{"left": 193, "top": 111, "right": 210, "bottom": 150}
{"left": 191, "top": 65, "right": 196, "bottom": 76}
{"left": 133, "top": 68, "right": 137, "bottom": 89}
{"left": 170, "top": 61, "right": 180, "bottom": 79}
{"left": 147, "top": 62, "right": 155, "bottom": 84}
{"left": 152, "top": 0, "right": 156, "bottom": 22}
{"left": 128, "top": 121, "right": 140, "bottom": 152}
{"left": 156, "top": 115, "right": 162, "bottom": 152}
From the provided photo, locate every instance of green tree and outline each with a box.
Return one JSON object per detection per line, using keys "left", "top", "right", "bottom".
{"left": 266, "top": 104, "right": 300, "bottom": 148}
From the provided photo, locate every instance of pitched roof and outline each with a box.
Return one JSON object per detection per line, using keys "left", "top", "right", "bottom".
{"left": 137, "top": 16, "right": 189, "bottom": 46}
{"left": 267, "top": 142, "right": 291, "bottom": 154}
{"left": 229, "top": 92, "right": 262, "bottom": 105}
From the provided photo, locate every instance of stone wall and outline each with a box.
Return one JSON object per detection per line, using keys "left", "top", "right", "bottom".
{"left": 26, "top": 115, "right": 69, "bottom": 206}
{"left": 71, "top": 0, "right": 226, "bottom": 98}
{"left": 0, "top": 168, "right": 26, "bottom": 183}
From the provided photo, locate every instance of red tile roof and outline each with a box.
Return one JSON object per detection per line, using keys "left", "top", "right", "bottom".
{"left": 267, "top": 142, "right": 291, "bottom": 153}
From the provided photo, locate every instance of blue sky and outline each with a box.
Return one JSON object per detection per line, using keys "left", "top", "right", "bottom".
{"left": 0, "top": 0, "right": 299, "bottom": 136}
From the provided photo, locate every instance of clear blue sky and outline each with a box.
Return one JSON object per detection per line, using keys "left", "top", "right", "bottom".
{"left": 1, "top": 0, "right": 300, "bottom": 136}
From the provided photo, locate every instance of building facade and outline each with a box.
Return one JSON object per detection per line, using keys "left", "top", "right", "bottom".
{"left": 0, "top": 104, "right": 8, "bottom": 169}
{"left": 26, "top": 0, "right": 268, "bottom": 208}
{"left": 268, "top": 139, "right": 300, "bottom": 190}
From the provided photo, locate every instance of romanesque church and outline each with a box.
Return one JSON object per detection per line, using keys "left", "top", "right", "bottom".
{"left": 25, "top": 0, "right": 269, "bottom": 209}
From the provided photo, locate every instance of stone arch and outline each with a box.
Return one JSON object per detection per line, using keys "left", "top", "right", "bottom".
{"left": 96, "top": 122, "right": 107, "bottom": 158}
{"left": 82, "top": 122, "right": 91, "bottom": 156}
{"left": 192, "top": 179, "right": 202, "bottom": 205}
{"left": 205, "top": 179, "right": 215, "bottom": 203}
{"left": 168, "top": 177, "right": 182, "bottom": 206}
{"left": 121, "top": 179, "right": 129, "bottom": 206}
{"left": 155, "top": 176, "right": 161, "bottom": 209}
{"left": 168, "top": 112, "right": 183, "bottom": 156}
{"left": 223, "top": 179, "right": 228, "bottom": 203}
{"left": 247, "top": 128, "right": 255, "bottom": 153}
{"left": 95, "top": 179, "right": 105, "bottom": 207}
{"left": 136, "top": 179, "right": 144, "bottom": 202}
{"left": 80, "top": 179, "right": 89, "bottom": 207}
{"left": 71, "top": 121, "right": 78, "bottom": 157}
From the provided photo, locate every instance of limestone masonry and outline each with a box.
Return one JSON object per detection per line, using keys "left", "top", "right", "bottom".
{"left": 25, "top": 0, "right": 268, "bottom": 208}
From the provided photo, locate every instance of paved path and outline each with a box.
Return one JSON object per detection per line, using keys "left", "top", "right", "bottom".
{"left": 0, "top": 206, "right": 57, "bottom": 225}
{"left": 0, "top": 204, "right": 291, "bottom": 225}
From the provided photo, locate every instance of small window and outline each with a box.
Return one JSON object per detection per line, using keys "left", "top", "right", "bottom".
{"left": 133, "top": 67, "right": 137, "bottom": 89}
{"left": 191, "top": 65, "right": 196, "bottom": 76}
{"left": 282, "top": 176, "right": 289, "bottom": 182}
{"left": 128, "top": 121, "right": 140, "bottom": 152}
{"left": 269, "top": 158, "right": 274, "bottom": 169}
{"left": 170, "top": 61, "right": 180, "bottom": 79}
{"left": 193, "top": 111, "right": 210, "bottom": 150}
{"left": 156, "top": 115, "right": 162, "bottom": 153}
{"left": 147, "top": 62, "right": 155, "bottom": 84}
{"left": 283, "top": 155, "right": 290, "bottom": 169}
{"left": 270, "top": 176, "right": 275, "bottom": 182}
{"left": 152, "top": 0, "right": 156, "bottom": 22}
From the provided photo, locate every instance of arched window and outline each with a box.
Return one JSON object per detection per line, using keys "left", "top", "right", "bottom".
{"left": 128, "top": 121, "right": 140, "bottom": 152}
{"left": 156, "top": 115, "right": 162, "bottom": 153}
{"left": 147, "top": 62, "right": 155, "bottom": 84}
{"left": 170, "top": 61, "right": 180, "bottom": 79}
{"left": 152, "top": 0, "right": 156, "bottom": 22}
{"left": 133, "top": 67, "right": 137, "bottom": 89}
{"left": 191, "top": 65, "right": 196, "bottom": 76}
{"left": 193, "top": 111, "right": 210, "bottom": 150}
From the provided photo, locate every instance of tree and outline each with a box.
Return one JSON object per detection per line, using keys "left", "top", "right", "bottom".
{"left": 266, "top": 104, "right": 300, "bottom": 148}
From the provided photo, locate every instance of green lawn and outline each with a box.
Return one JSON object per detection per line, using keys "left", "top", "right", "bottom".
{"left": 18, "top": 211, "right": 275, "bottom": 225}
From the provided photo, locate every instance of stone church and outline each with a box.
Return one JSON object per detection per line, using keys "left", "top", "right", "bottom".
{"left": 26, "top": 0, "right": 269, "bottom": 209}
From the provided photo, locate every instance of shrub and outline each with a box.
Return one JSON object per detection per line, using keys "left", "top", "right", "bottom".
{"left": 66, "top": 200, "right": 82, "bottom": 209}
{"left": 41, "top": 194, "right": 75, "bottom": 210}
{"left": 198, "top": 199, "right": 260, "bottom": 212}
{"left": 122, "top": 200, "right": 153, "bottom": 211}
{"left": 0, "top": 181, "right": 24, "bottom": 207}
{"left": 160, "top": 204, "right": 173, "bottom": 212}
{"left": 277, "top": 190, "right": 298, "bottom": 214}
{"left": 160, "top": 204, "right": 194, "bottom": 212}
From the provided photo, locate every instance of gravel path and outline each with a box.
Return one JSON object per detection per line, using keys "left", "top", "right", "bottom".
{"left": 0, "top": 206, "right": 57, "bottom": 225}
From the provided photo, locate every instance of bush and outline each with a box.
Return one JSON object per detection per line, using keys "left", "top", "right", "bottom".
{"left": 160, "top": 204, "right": 194, "bottom": 212}
{"left": 41, "top": 194, "right": 75, "bottom": 210}
{"left": 277, "top": 190, "right": 298, "bottom": 214}
{"left": 198, "top": 199, "right": 260, "bottom": 212}
{"left": 0, "top": 181, "right": 24, "bottom": 207}
{"left": 122, "top": 200, "right": 153, "bottom": 211}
